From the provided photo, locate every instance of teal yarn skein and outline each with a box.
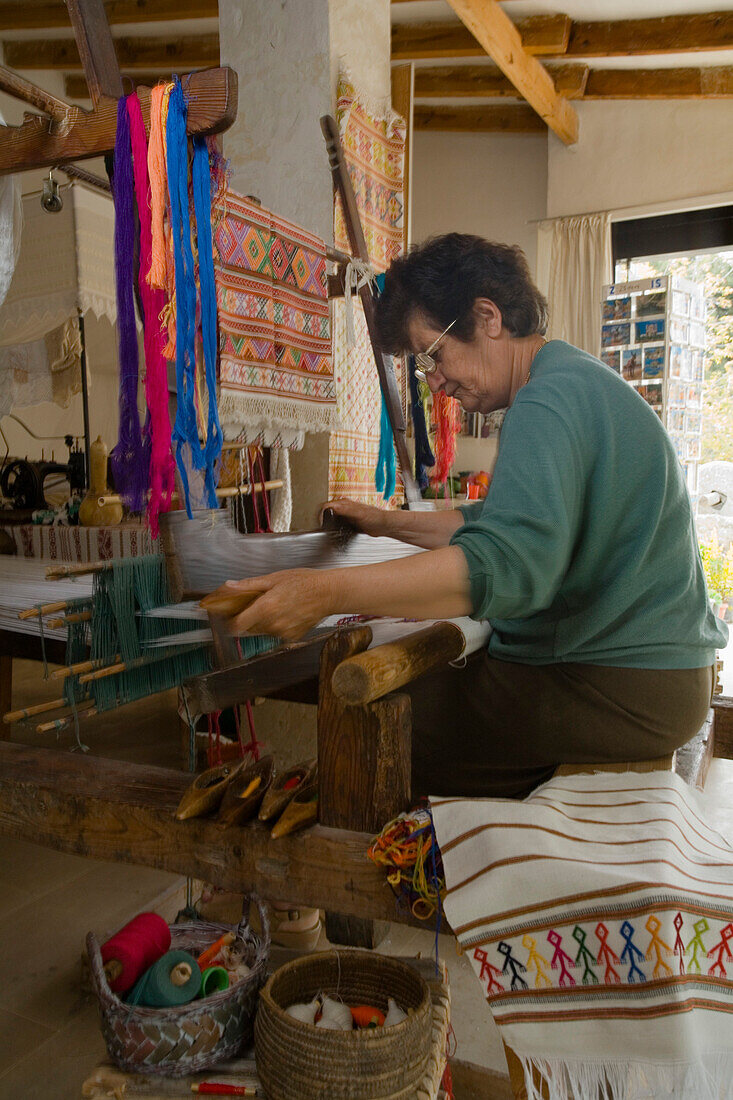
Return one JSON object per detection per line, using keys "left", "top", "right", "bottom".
{"left": 127, "top": 950, "right": 201, "bottom": 1007}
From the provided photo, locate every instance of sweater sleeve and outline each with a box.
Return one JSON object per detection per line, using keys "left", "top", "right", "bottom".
{"left": 459, "top": 502, "right": 484, "bottom": 524}
{"left": 450, "top": 398, "right": 586, "bottom": 621}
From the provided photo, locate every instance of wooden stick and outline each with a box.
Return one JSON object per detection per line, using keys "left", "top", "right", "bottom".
{"left": 0, "top": 65, "right": 71, "bottom": 119}
{"left": 37, "top": 706, "right": 97, "bottom": 734}
{"left": 17, "top": 600, "right": 68, "bottom": 621}
{"left": 46, "top": 611, "right": 92, "bottom": 629}
{"left": 78, "top": 644, "right": 203, "bottom": 685}
{"left": 96, "top": 480, "right": 283, "bottom": 506}
{"left": 46, "top": 560, "right": 110, "bottom": 579}
{"left": 4, "top": 696, "right": 89, "bottom": 724}
{"left": 331, "top": 621, "right": 465, "bottom": 705}
{"left": 51, "top": 655, "right": 121, "bottom": 681}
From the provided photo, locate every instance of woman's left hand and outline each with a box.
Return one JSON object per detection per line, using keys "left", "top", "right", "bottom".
{"left": 221, "top": 569, "right": 336, "bottom": 641}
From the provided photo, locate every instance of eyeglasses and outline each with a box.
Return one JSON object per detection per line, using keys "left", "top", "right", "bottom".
{"left": 413, "top": 319, "right": 457, "bottom": 381}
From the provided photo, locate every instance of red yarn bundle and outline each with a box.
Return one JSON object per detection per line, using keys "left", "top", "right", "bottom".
{"left": 100, "top": 911, "right": 171, "bottom": 993}
{"left": 430, "top": 391, "right": 462, "bottom": 487}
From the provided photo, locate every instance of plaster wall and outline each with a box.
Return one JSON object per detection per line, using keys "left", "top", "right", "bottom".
{"left": 411, "top": 130, "right": 548, "bottom": 275}
{"left": 547, "top": 100, "right": 733, "bottom": 219}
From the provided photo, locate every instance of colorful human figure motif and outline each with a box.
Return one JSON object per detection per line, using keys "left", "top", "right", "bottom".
{"left": 645, "top": 915, "right": 673, "bottom": 979}
{"left": 619, "top": 921, "right": 647, "bottom": 983}
{"left": 673, "top": 913, "right": 686, "bottom": 975}
{"left": 595, "top": 922, "right": 621, "bottom": 984}
{"left": 707, "top": 922, "right": 733, "bottom": 979}
{"left": 686, "top": 918, "right": 709, "bottom": 975}
{"left": 546, "top": 930, "right": 576, "bottom": 987}
{"left": 522, "top": 934, "right": 552, "bottom": 989}
{"left": 497, "top": 941, "right": 528, "bottom": 991}
{"left": 472, "top": 947, "right": 505, "bottom": 996}
{"left": 572, "top": 926, "right": 599, "bottom": 985}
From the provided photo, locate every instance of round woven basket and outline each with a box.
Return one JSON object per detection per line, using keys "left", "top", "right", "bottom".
{"left": 87, "top": 896, "right": 270, "bottom": 1078}
{"left": 255, "top": 950, "right": 432, "bottom": 1099}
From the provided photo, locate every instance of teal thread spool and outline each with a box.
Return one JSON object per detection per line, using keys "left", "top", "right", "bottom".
{"left": 127, "top": 950, "right": 201, "bottom": 1007}
{"left": 199, "top": 965, "right": 229, "bottom": 998}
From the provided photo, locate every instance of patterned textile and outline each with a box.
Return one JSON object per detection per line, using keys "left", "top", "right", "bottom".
{"left": 215, "top": 189, "right": 334, "bottom": 450}
{"left": 1, "top": 523, "right": 155, "bottom": 561}
{"left": 328, "top": 76, "right": 406, "bottom": 505}
{"left": 431, "top": 771, "right": 733, "bottom": 1100}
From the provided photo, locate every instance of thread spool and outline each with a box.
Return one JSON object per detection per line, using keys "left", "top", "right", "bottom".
{"left": 128, "top": 950, "right": 202, "bottom": 1007}
{"left": 101, "top": 911, "right": 171, "bottom": 993}
{"left": 199, "top": 965, "right": 229, "bottom": 998}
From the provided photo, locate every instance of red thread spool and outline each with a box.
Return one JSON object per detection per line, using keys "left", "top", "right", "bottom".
{"left": 101, "top": 912, "right": 171, "bottom": 993}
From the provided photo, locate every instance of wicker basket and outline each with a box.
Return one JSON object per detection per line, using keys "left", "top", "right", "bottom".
{"left": 87, "top": 896, "right": 270, "bottom": 1078}
{"left": 255, "top": 950, "right": 432, "bottom": 1099}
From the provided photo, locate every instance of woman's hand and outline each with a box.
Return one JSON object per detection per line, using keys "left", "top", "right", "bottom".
{"left": 221, "top": 570, "right": 336, "bottom": 641}
{"left": 320, "top": 497, "right": 387, "bottom": 537}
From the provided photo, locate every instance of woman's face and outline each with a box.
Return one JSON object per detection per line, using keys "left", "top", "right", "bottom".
{"left": 407, "top": 304, "right": 513, "bottom": 413}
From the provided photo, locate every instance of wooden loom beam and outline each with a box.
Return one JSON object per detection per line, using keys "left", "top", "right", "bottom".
{"left": 0, "top": 741, "right": 432, "bottom": 930}
{"left": 66, "top": 0, "right": 124, "bottom": 105}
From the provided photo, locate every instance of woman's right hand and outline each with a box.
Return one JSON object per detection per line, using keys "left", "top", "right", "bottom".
{"left": 319, "top": 498, "right": 387, "bottom": 537}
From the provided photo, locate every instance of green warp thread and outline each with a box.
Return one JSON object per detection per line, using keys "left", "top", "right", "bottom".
{"left": 61, "top": 554, "right": 276, "bottom": 713}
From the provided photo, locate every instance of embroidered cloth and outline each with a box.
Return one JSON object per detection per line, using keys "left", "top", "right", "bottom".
{"left": 1, "top": 523, "right": 154, "bottom": 562}
{"left": 215, "top": 189, "right": 334, "bottom": 450}
{"left": 431, "top": 771, "right": 733, "bottom": 1100}
{"left": 328, "top": 76, "right": 406, "bottom": 505}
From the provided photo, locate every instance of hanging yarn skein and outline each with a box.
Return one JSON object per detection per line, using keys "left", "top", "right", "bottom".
{"left": 373, "top": 274, "right": 397, "bottom": 502}
{"left": 147, "top": 82, "right": 172, "bottom": 291}
{"left": 407, "top": 355, "right": 435, "bottom": 490}
{"left": 110, "top": 96, "right": 149, "bottom": 512}
{"left": 167, "top": 80, "right": 206, "bottom": 515}
{"left": 127, "top": 92, "right": 176, "bottom": 539}
{"left": 192, "top": 134, "right": 223, "bottom": 508}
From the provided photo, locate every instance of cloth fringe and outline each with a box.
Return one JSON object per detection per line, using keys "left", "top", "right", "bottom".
{"left": 269, "top": 447, "right": 292, "bottom": 532}
{"left": 218, "top": 389, "right": 337, "bottom": 436}
{"left": 515, "top": 1053, "right": 733, "bottom": 1100}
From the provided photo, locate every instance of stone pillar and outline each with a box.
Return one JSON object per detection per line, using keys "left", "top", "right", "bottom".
{"left": 218, "top": 0, "right": 390, "bottom": 530}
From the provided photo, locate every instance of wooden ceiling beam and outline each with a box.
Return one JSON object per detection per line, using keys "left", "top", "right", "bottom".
{"left": 444, "top": 0, "right": 578, "bottom": 144}
{"left": 392, "top": 14, "right": 571, "bottom": 61}
{"left": 584, "top": 65, "right": 733, "bottom": 98}
{"left": 563, "top": 11, "right": 733, "bottom": 58}
{"left": 414, "top": 104, "right": 546, "bottom": 133}
{"left": 65, "top": 71, "right": 167, "bottom": 98}
{"left": 0, "top": 0, "right": 217, "bottom": 31}
{"left": 414, "top": 62, "right": 589, "bottom": 100}
{"left": 3, "top": 32, "right": 219, "bottom": 70}
{"left": 0, "top": 67, "right": 236, "bottom": 173}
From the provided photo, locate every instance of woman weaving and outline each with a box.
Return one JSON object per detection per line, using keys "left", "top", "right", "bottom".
{"left": 222, "top": 234, "right": 727, "bottom": 798}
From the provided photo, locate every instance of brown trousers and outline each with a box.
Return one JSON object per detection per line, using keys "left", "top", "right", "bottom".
{"left": 407, "top": 654, "right": 714, "bottom": 800}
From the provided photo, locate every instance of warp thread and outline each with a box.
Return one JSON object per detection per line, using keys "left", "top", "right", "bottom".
{"left": 127, "top": 92, "right": 176, "bottom": 539}
{"left": 110, "top": 96, "right": 149, "bottom": 512}
{"left": 101, "top": 911, "right": 171, "bottom": 994}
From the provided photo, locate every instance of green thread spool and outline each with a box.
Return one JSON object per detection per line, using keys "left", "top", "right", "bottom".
{"left": 199, "top": 965, "right": 229, "bottom": 998}
{"left": 127, "top": 950, "right": 201, "bottom": 1007}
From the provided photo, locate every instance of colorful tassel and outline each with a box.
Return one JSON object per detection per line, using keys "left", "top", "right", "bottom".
{"left": 126, "top": 92, "right": 176, "bottom": 539}
{"left": 430, "top": 390, "right": 461, "bottom": 488}
{"left": 110, "top": 96, "right": 149, "bottom": 512}
{"left": 408, "top": 355, "right": 434, "bottom": 491}
{"left": 375, "top": 385, "right": 396, "bottom": 502}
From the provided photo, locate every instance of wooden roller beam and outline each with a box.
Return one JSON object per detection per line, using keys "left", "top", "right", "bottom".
{"left": 331, "top": 622, "right": 465, "bottom": 706}
{"left": 0, "top": 742, "right": 435, "bottom": 930}
{"left": 0, "top": 67, "right": 237, "bottom": 175}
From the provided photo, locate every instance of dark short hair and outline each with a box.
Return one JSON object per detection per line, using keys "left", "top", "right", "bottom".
{"left": 374, "top": 233, "right": 548, "bottom": 353}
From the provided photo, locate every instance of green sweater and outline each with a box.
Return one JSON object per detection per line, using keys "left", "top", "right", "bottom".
{"left": 451, "top": 340, "right": 727, "bottom": 668}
